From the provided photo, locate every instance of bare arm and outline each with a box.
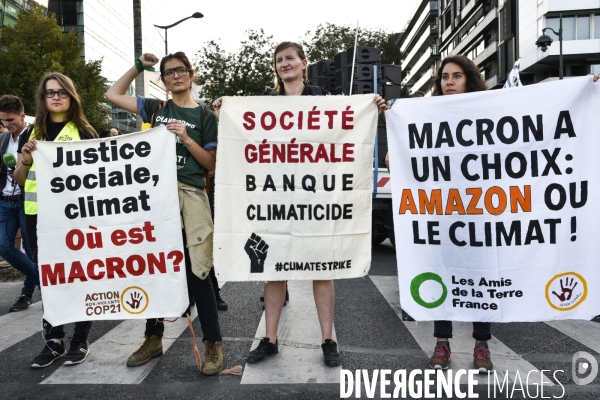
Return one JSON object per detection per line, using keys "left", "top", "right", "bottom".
{"left": 105, "top": 53, "right": 159, "bottom": 114}
{"left": 15, "top": 140, "right": 36, "bottom": 187}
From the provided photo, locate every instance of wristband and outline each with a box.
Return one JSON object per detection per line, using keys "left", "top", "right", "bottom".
{"left": 135, "top": 58, "right": 144, "bottom": 73}
{"left": 22, "top": 160, "right": 33, "bottom": 167}
{"left": 183, "top": 139, "right": 194, "bottom": 148}
{"left": 135, "top": 58, "right": 156, "bottom": 73}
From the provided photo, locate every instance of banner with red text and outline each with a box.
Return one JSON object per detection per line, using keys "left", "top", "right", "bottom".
{"left": 387, "top": 77, "right": 600, "bottom": 322}
{"left": 214, "top": 95, "right": 377, "bottom": 281}
{"left": 35, "top": 126, "right": 187, "bottom": 325}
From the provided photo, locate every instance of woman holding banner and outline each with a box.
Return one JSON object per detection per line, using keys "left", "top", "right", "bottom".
{"left": 105, "top": 51, "right": 225, "bottom": 375}
{"left": 426, "top": 55, "right": 495, "bottom": 373}
{"left": 213, "top": 41, "right": 386, "bottom": 367}
{"left": 15, "top": 72, "right": 99, "bottom": 367}
{"left": 427, "top": 59, "right": 600, "bottom": 373}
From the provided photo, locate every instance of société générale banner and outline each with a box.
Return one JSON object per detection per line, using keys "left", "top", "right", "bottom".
{"left": 387, "top": 77, "right": 600, "bottom": 322}
{"left": 35, "top": 126, "right": 187, "bottom": 325}
{"left": 214, "top": 95, "right": 378, "bottom": 281}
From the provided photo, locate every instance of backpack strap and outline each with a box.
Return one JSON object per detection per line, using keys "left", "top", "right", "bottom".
{"left": 200, "top": 105, "right": 213, "bottom": 194}
{"left": 150, "top": 101, "right": 168, "bottom": 127}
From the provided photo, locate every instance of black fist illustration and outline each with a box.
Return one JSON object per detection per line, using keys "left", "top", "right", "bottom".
{"left": 245, "top": 233, "right": 269, "bottom": 273}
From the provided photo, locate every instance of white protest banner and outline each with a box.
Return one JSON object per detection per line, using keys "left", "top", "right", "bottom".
{"left": 214, "top": 95, "right": 378, "bottom": 281}
{"left": 35, "top": 126, "right": 187, "bottom": 326}
{"left": 387, "top": 77, "right": 600, "bottom": 322}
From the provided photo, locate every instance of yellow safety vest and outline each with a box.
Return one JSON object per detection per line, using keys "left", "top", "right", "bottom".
{"left": 24, "top": 122, "right": 81, "bottom": 215}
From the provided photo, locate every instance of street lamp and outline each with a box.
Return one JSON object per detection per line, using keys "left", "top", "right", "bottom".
{"left": 154, "top": 12, "right": 203, "bottom": 56}
{"left": 536, "top": 13, "right": 563, "bottom": 80}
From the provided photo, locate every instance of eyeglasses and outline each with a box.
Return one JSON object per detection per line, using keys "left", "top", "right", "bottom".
{"left": 163, "top": 67, "right": 189, "bottom": 79}
{"left": 45, "top": 90, "right": 69, "bottom": 99}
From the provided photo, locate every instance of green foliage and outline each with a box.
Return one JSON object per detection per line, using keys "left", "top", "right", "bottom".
{"left": 302, "top": 23, "right": 402, "bottom": 65}
{"left": 194, "top": 24, "right": 406, "bottom": 104}
{"left": 0, "top": 5, "right": 107, "bottom": 132}
{"left": 194, "top": 29, "right": 274, "bottom": 104}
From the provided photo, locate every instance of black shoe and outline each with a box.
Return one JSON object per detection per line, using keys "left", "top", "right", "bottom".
{"left": 247, "top": 337, "right": 278, "bottom": 363}
{"left": 31, "top": 340, "right": 66, "bottom": 368}
{"left": 322, "top": 339, "right": 341, "bottom": 366}
{"left": 63, "top": 337, "right": 90, "bottom": 365}
{"left": 215, "top": 291, "right": 228, "bottom": 311}
{"left": 9, "top": 294, "right": 32, "bottom": 312}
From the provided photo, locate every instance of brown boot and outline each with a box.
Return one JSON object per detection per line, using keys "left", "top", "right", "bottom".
{"left": 127, "top": 335, "right": 163, "bottom": 367}
{"left": 202, "top": 340, "right": 223, "bottom": 376}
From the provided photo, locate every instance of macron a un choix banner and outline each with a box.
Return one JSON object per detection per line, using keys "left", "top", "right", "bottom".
{"left": 35, "top": 126, "right": 187, "bottom": 326}
{"left": 387, "top": 77, "right": 600, "bottom": 322}
{"left": 214, "top": 95, "right": 378, "bottom": 281}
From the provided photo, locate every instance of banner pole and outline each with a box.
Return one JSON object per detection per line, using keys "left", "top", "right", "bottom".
{"left": 349, "top": 20, "right": 359, "bottom": 96}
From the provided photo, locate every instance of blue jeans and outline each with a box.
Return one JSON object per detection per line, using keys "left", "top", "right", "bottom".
{"left": 0, "top": 200, "right": 38, "bottom": 295}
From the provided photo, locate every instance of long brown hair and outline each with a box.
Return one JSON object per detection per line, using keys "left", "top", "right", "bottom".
{"left": 159, "top": 51, "right": 196, "bottom": 90}
{"left": 273, "top": 41, "right": 308, "bottom": 95}
{"left": 433, "top": 55, "right": 487, "bottom": 96}
{"left": 34, "top": 72, "right": 98, "bottom": 140}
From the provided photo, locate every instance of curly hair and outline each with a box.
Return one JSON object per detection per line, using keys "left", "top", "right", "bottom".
{"left": 433, "top": 55, "right": 487, "bottom": 96}
{"left": 272, "top": 42, "right": 308, "bottom": 95}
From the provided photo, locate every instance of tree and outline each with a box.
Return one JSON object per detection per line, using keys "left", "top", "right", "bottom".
{"left": 302, "top": 23, "right": 402, "bottom": 65}
{"left": 0, "top": 5, "right": 107, "bottom": 132}
{"left": 194, "top": 29, "right": 274, "bottom": 104}
{"left": 194, "top": 24, "right": 406, "bottom": 104}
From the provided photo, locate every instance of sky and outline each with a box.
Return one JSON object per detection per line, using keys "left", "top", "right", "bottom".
{"left": 156, "top": 0, "right": 422, "bottom": 60}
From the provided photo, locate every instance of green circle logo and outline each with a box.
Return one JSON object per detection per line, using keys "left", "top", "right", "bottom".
{"left": 410, "top": 272, "right": 447, "bottom": 309}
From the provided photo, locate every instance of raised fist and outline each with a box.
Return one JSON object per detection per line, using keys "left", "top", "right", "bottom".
{"left": 244, "top": 233, "right": 269, "bottom": 273}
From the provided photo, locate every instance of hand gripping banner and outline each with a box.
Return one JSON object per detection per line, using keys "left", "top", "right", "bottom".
{"left": 35, "top": 126, "right": 187, "bottom": 325}
{"left": 386, "top": 77, "right": 600, "bottom": 322}
{"left": 214, "top": 95, "right": 378, "bottom": 281}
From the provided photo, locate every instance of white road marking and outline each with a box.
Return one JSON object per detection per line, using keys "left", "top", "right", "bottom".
{"left": 370, "top": 275, "right": 553, "bottom": 386}
{"left": 42, "top": 308, "right": 197, "bottom": 384}
{"left": 241, "top": 280, "right": 340, "bottom": 384}
{"left": 0, "top": 301, "right": 43, "bottom": 352}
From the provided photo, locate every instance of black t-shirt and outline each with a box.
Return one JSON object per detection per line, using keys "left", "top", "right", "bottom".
{"left": 301, "top": 85, "right": 330, "bottom": 96}
{"left": 268, "top": 85, "right": 330, "bottom": 96}
{"left": 17, "top": 121, "right": 67, "bottom": 153}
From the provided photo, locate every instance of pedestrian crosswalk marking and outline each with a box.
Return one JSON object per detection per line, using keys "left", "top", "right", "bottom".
{"left": 545, "top": 320, "right": 600, "bottom": 355}
{"left": 369, "top": 275, "right": 554, "bottom": 386}
{"left": 0, "top": 301, "right": 43, "bottom": 352}
{"left": 41, "top": 308, "right": 197, "bottom": 384}
{"left": 241, "top": 280, "right": 340, "bottom": 384}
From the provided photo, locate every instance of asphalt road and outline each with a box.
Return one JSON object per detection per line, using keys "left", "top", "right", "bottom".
{"left": 1, "top": 240, "right": 600, "bottom": 399}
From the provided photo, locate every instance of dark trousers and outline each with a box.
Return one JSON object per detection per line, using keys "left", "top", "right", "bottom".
{"left": 145, "top": 230, "right": 222, "bottom": 342}
{"left": 433, "top": 320, "right": 492, "bottom": 341}
{"left": 0, "top": 199, "right": 37, "bottom": 295}
{"left": 26, "top": 214, "right": 92, "bottom": 341}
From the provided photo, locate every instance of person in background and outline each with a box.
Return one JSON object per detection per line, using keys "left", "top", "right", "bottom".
{"left": 0, "top": 95, "right": 38, "bottom": 312}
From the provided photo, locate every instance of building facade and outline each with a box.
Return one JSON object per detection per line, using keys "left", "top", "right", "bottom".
{"left": 47, "top": 0, "right": 165, "bottom": 132}
{"left": 0, "top": 0, "right": 42, "bottom": 27}
{"left": 398, "top": 0, "right": 599, "bottom": 93}
{"left": 438, "top": 0, "right": 502, "bottom": 89}
{"left": 518, "top": 0, "right": 600, "bottom": 83}
{"left": 398, "top": 0, "right": 441, "bottom": 96}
